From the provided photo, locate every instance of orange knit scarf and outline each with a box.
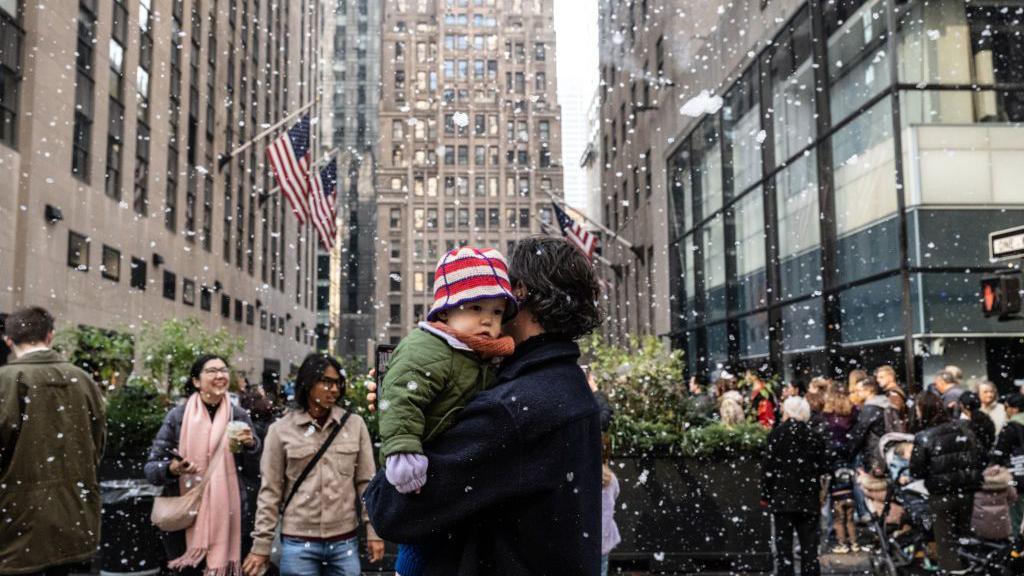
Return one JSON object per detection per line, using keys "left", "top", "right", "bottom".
{"left": 428, "top": 321, "right": 515, "bottom": 359}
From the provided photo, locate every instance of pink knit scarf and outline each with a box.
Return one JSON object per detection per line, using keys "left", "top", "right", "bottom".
{"left": 167, "top": 393, "right": 241, "bottom": 576}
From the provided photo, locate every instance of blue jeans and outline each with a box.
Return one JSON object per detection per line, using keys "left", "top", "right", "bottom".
{"left": 279, "top": 536, "right": 361, "bottom": 576}
{"left": 600, "top": 554, "right": 609, "bottom": 576}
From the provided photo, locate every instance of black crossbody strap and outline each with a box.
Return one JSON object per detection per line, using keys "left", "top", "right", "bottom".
{"left": 281, "top": 410, "right": 353, "bottom": 513}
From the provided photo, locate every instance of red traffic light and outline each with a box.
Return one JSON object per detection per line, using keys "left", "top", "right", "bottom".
{"left": 981, "top": 274, "right": 1023, "bottom": 319}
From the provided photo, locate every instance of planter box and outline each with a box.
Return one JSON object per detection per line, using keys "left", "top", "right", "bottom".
{"left": 610, "top": 454, "right": 772, "bottom": 573}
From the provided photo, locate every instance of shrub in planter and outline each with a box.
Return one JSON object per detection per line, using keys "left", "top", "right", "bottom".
{"left": 102, "top": 376, "right": 170, "bottom": 477}
{"left": 583, "top": 335, "right": 768, "bottom": 458}
{"left": 53, "top": 324, "right": 135, "bottom": 390}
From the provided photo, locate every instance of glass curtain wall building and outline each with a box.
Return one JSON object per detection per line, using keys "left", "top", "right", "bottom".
{"left": 668, "top": 0, "right": 1024, "bottom": 389}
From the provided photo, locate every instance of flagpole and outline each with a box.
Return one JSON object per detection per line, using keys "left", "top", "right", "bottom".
{"left": 218, "top": 98, "right": 317, "bottom": 171}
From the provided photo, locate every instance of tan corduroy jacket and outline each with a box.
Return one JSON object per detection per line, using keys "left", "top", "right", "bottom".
{"left": 251, "top": 406, "right": 378, "bottom": 555}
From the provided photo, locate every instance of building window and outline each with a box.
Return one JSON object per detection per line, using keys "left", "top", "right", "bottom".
{"left": 182, "top": 278, "right": 195, "bottom": 306}
{"left": 390, "top": 304, "right": 402, "bottom": 323}
{"left": 0, "top": 1, "right": 23, "bottom": 149}
{"left": 200, "top": 286, "right": 212, "bottom": 311}
{"left": 246, "top": 303, "right": 254, "bottom": 325}
{"left": 769, "top": 8, "right": 815, "bottom": 165}
{"left": 101, "top": 245, "right": 121, "bottom": 281}
{"left": 221, "top": 294, "right": 231, "bottom": 318}
{"left": 162, "top": 270, "right": 176, "bottom": 300}
{"left": 390, "top": 207, "right": 402, "bottom": 229}
{"left": 71, "top": 0, "right": 97, "bottom": 177}
{"left": 134, "top": 123, "right": 150, "bottom": 214}
{"left": 534, "top": 42, "right": 546, "bottom": 61}
{"left": 390, "top": 271, "right": 402, "bottom": 292}
{"left": 67, "top": 231, "right": 90, "bottom": 271}
{"left": 234, "top": 299, "right": 243, "bottom": 322}
{"left": 129, "top": 256, "right": 146, "bottom": 290}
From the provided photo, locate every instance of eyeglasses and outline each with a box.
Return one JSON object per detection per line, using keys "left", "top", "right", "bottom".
{"left": 202, "top": 367, "right": 231, "bottom": 376}
{"left": 318, "top": 376, "right": 343, "bottom": 389}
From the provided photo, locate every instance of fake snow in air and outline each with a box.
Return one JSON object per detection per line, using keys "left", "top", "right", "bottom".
{"left": 566, "top": 472, "right": 574, "bottom": 482}
{"left": 679, "top": 90, "right": 724, "bottom": 117}
{"left": 407, "top": 381, "right": 419, "bottom": 391}
{"left": 453, "top": 112, "right": 470, "bottom": 127}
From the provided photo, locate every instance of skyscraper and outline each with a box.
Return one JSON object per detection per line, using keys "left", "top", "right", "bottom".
{"left": 376, "top": 0, "right": 564, "bottom": 345}
{"left": 318, "top": 0, "right": 382, "bottom": 357}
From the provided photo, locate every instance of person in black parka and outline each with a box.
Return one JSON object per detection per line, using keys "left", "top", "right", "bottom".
{"left": 364, "top": 236, "right": 604, "bottom": 576}
{"left": 909, "top": 391, "right": 983, "bottom": 573}
{"left": 761, "top": 396, "right": 828, "bottom": 576}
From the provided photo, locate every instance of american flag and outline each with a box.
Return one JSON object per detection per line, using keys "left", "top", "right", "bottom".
{"left": 308, "top": 158, "right": 338, "bottom": 249}
{"left": 552, "top": 202, "right": 597, "bottom": 260}
{"left": 266, "top": 115, "right": 312, "bottom": 225}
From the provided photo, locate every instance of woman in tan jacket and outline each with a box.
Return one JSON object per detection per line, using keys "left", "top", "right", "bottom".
{"left": 242, "top": 354, "right": 384, "bottom": 576}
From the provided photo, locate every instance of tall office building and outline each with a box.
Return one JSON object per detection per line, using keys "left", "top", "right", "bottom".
{"left": 0, "top": 0, "right": 324, "bottom": 382}
{"left": 599, "top": 0, "right": 1024, "bottom": 387}
{"left": 316, "top": 0, "right": 382, "bottom": 357}
{"left": 376, "top": 0, "right": 564, "bottom": 345}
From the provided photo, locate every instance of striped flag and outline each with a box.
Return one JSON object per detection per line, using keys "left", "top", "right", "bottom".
{"left": 266, "top": 115, "right": 312, "bottom": 225}
{"left": 552, "top": 202, "right": 597, "bottom": 260}
{"left": 308, "top": 159, "right": 338, "bottom": 249}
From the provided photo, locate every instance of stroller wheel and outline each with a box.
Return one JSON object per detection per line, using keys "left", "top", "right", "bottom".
{"left": 870, "top": 553, "right": 899, "bottom": 576}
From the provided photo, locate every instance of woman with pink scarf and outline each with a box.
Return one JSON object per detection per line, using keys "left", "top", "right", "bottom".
{"left": 146, "top": 354, "right": 263, "bottom": 576}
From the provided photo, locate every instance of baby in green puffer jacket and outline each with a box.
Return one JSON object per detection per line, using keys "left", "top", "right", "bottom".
{"left": 379, "top": 246, "right": 518, "bottom": 493}
{"left": 379, "top": 246, "right": 518, "bottom": 576}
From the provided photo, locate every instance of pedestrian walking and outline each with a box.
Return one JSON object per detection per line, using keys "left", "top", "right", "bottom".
{"left": 874, "top": 365, "right": 907, "bottom": 417}
{"left": 846, "top": 376, "right": 902, "bottom": 478}
{"left": 909, "top": 392, "right": 983, "bottom": 573}
{"left": 0, "top": 307, "right": 106, "bottom": 576}
{"left": 242, "top": 354, "right": 382, "bottom": 576}
{"left": 992, "top": 393, "right": 1024, "bottom": 536}
{"left": 600, "top": 441, "right": 621, "bottom": 576}
{"left": 979, "top": 380, "right": 1008, "bottom": 435}
{"left": 376, "top": 246, "right": 518, "bottom": 575}
{"left": 715, "top": 376, "right": 745, "bottom": 425}
{"left": 971, "top": 465, "right": 1018, "bottom": 541}
{"left": 688, "top": 375, "right": 716, "bottom": 419}
{"left": 959, "top": 391, "right": 996, "bottom": 462}
{"left": 145, "top": 354, "right": 262, "bottom": 576}
{"left": 364, "top": 235, "right": 604, "bottom": 575}
{"left": 761, "top": 396, "right": 828, "bottom": 576}
{"left": 829, "top": 466, "right": 859, "bottom": 553}
{"left": 931, "top": 370, "right": 965, "bottom": 415}
{"left": 748, "top": 372, "right": 778, "bottom": 429}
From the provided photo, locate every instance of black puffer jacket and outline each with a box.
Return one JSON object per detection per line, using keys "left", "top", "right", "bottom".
{"left": 761, "top": 419, "right": 828, "bottom": 514}
{"left": 909, "top": 420, "right": 983, "bottom": 496}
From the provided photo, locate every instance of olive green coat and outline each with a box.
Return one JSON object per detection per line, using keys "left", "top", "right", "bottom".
{"left": 0, "top": 350, "right": 106, "bottom": 574}
{"left": 379, "top": 325, "right": 497, "bottom": 461}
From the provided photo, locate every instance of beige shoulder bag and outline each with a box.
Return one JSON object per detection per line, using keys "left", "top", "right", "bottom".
{"left": 151, "top": 432, "right": 227, "bottom": 532}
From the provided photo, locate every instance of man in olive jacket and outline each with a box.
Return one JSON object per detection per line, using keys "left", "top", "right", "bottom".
{"left": 0, "top": 307, "right": 106, "bottom": 576}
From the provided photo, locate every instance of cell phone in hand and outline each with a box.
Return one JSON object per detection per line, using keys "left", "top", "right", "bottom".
{"left": 375, "top": 344, "right": 395, "bottom": 397}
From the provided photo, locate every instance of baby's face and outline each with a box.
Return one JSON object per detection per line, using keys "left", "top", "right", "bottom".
{"left": 443, "top": 297, "right": 506, "bottom": 339}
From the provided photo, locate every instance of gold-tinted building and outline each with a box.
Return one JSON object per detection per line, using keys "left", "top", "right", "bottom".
{"left": 375, "top": 0, "right": 564, "bottom": 344}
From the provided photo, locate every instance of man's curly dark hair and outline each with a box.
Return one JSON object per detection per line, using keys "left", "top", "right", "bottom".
{"left": 508, "top": 236, "right": 603, "bottom": 339}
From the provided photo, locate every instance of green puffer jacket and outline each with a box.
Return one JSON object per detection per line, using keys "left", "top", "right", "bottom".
{"left": 0, "top": 349, "right": 106, "bottom": 575}
{"left": 379, "top": 324, "right": 497, "bottom": 461}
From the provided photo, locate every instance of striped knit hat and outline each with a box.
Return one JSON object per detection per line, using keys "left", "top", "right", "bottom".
{"left": 427, "top": 247, "right": 517, "bottom": 322}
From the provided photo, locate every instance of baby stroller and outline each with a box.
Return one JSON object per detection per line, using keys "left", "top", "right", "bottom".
{"left": 864, "top": 433, "right": 1012, "bottom": 575}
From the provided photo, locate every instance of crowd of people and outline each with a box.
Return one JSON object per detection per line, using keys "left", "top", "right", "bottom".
{"left": 692, "top": 364, "right": 1024, "bottom": 574}
{"left": 0, "top": 236, "right": 613, "bottom": 576}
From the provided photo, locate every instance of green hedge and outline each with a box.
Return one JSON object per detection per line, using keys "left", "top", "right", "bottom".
{"left": 583, "top": 335, "right": 768, "bottom": 459}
